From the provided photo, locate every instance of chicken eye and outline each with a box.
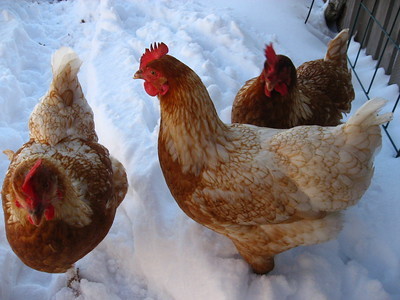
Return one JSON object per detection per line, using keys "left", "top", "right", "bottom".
{"left": 150, "top": 70, "right": 157, "bottom": 76}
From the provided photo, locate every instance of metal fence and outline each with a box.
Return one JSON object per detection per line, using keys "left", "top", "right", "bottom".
{"left": 307, "top": 0, "right": 400, "bottom": 157}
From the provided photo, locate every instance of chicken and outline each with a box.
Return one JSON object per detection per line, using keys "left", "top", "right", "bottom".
{"left": 1, "top": 47, "right": 128, "bottom": 273}
{"left": 133, "top": 42, "right": 392, "bottom": 274}
{"left": 231, "top": 29, "right": 354, "bottom": 128}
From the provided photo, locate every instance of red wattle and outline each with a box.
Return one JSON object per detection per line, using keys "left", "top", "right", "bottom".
{"left": 275, "top": 83, "right": 288, "bottom": 96}
{"left": 28, "top": 215, "right": 35, "bottom": 225}
{"left": 45, "top": 205, "right": 55, "bottom": 221}
{"left": 144, "top": 81, "right": 159, "bottom": 96}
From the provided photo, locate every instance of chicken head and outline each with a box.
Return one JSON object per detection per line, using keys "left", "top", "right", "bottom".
{"left": 262, "top": 44, "right": 296, "bottom": 97}
{"left": 13, "top": 159, "right": 59, "bottom": 226}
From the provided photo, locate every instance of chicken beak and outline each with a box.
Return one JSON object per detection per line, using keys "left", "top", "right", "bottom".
{"left": 133, "top": 70, "right": 143, "bottom": 79}
{"left": 28, "top": 206, "right": 44, "bottom": 227}
{"left": 28, "top": 213, "right": 41, "bottom": 226}
{"left": 264, "top": 81, "right": 274, "bottom": 97}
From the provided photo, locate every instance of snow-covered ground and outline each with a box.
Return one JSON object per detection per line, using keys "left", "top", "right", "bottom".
{"left": 0, "top": 0, "right": 399, "bottom": 299}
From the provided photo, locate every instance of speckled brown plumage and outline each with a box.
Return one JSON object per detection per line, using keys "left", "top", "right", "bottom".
{"left": 1, "top": 47, "right": 128, "bottom": 273}
{"left": 231, "top": 29, "right": 354, "bottom": 128}
{"left": 135, "top": 47, "right": 391, "bottom": 274}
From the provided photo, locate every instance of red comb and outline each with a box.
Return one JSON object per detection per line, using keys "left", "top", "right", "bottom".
{"left": 265, "top": 43, "right": 278, "bottom": 65}
{"left": 22, "top": 159, "right": 42, "bottom": 198}
{"left": 140, "top": 42, "right": 169, "bottom": 70}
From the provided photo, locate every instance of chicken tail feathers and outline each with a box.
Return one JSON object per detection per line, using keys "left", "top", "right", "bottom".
{"left": 28, "top": 47, "right": 97, "bottom": 145}
{"left": 346, "top": 98, "right": 393, "bottom": 128}
{"left": 50, "top": 47, "right": 83, "bottom": 107}
{"left": 52, "top": 47, "right": 82, "bottom": 85}
{"left": 324, "top": 29, "right": 349, "bottom": 68}
{"left": 343, "top": 97, "right": 393, "bottom": 157}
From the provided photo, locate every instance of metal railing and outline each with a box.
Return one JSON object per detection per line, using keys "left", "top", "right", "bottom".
{"left": 306, "top": 0, "right": 400, "bottom": 157}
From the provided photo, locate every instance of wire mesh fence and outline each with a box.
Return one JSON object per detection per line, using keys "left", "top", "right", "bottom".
{"left": 306, "top": 0, "right": 400, "bottom": 157}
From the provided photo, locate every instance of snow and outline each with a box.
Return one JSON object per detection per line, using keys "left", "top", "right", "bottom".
{"left": 0, "top": 0, "right": 399, "bottom": 299}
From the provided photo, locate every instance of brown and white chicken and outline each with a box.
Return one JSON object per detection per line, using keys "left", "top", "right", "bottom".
{"left": 1, "top": 47, "right": 128, "bottom": 273}
{"left": 231, "top": 29, "right": 354, "bottom": 128}
{"left": 134, "top": 42, "right": 392, "bottom": 274}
